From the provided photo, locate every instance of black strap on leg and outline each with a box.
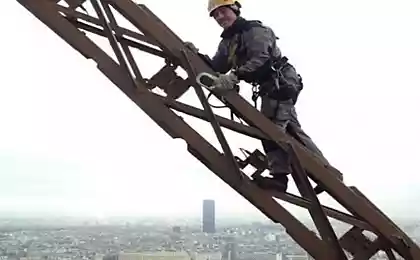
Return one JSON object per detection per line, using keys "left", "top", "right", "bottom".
{"left": 251, "top": 84, "right": 260, "bottom": 108}
{"left": 206, "top": 84, "right": 241, "bottom": 121}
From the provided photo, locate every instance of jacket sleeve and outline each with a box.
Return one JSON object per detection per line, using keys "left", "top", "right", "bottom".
{"left": 211, "top": 39, "right": 233, "bottom": 74}
{"left": 234, "top": 26, "right": 276, "bottom": 82}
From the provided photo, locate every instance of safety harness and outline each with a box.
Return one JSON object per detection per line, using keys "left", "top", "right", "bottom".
{"left": 202, "top": 18, "right": 303, "bottom": 122}
{"left": 225, "top": 18, "right": 304, "bottom": 108}
{"left": 250, "top": 55, "right": 304, "bottom": 107}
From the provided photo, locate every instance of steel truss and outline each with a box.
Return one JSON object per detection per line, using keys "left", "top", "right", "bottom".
{"left": 15, "top": 0, "right": 419, "bottom": 259}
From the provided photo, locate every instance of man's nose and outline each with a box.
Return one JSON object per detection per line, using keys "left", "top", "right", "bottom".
{"left": 214, "top": 11, "right": 224, "bottom": 20}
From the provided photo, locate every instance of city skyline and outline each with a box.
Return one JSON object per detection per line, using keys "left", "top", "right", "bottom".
{"left": 1, "top": 216, "right": 419, "bottom": 260}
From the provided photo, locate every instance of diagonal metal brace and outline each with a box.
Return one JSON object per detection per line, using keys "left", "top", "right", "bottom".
{"left": 287, "top": 143, "right": 348, "bottom": 260}
{"left": 90, "top": 0, "right": 132, "bottom": 79}
{"left": 180, "top": 49, "right": 244, "bottom": 182}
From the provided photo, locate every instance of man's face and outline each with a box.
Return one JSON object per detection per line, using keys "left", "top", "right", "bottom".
{"left": 212, "top": 6, "right": 237, "bottom": 29}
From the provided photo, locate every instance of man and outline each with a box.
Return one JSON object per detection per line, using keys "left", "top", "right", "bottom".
{"left": 187, "top": 0, "right": 343, "bottom": 193}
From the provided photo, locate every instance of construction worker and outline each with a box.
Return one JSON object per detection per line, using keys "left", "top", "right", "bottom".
{"left": 187, "top": 0, "right": 343, "bottom": 193}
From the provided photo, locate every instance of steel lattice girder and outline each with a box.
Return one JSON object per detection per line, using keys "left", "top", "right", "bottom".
{"left": 15, "top": 0, "right": 420, "bottom": 259}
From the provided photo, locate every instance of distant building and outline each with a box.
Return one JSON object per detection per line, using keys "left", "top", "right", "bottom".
{"left": 202, "top": 199, "right": 216, "bottom": 233}
{"left": 172, "top": 226, "right": 181, "bottom": 233}
{"left": 95, "top": 254, "right": 105, "bottom": 260}
{"left": 194, "top": 252, "right": 222, "bottom": 260}
{"left": 222, "top": 242, "right": 237, "bottom": 260}
{"left": 282, "top": 253, "right": 314, "bottom": 260}
{"left": 107, "top": 252, "right": 192, "bottom": 260}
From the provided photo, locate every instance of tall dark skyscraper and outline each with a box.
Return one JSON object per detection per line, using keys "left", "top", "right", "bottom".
{"left": 202, "top": 199, "right": 216, "bottom": 233}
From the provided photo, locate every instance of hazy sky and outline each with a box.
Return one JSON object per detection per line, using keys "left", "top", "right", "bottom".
{"left": 0, "top": 0, "right": 419, "bottom": 220}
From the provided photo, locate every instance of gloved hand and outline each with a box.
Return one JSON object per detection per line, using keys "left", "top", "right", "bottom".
{"left": 213, "top": 72, "right": 239, "bottom": 90}
{"left": 184, "top": 41, "right": 199, "bottom": 53}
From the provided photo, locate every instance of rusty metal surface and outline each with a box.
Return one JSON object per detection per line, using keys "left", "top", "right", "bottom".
{"left": 15, "top": 0, "right": 420, "bottom": 259}
{"left": 288, "top": 145, "right": 347, "bottom": 259}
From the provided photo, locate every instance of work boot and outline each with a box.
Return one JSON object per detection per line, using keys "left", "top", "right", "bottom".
{"left": 253, "top": 174, "right": 289, "bottom": 193}
{"left": 313, "top": 183, "right": 325, "bottom": 194}
{"left": 313, "top": 170, "right": 344, "bottom": 194}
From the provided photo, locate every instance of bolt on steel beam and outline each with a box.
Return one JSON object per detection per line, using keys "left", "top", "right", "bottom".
{"left": 15, "top": 0, "right": 420, "bottom": 259}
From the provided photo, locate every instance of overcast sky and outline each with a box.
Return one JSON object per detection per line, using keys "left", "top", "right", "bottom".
{"left": 0, "top": 0, "right": 419, "bottom": 221}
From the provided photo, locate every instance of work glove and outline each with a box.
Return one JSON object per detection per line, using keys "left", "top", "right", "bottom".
{"left": 184, "top": 41, "right": 199, "bottom": 53}
{"left": 213, "top": 72, "right": 239, "bottom": 90}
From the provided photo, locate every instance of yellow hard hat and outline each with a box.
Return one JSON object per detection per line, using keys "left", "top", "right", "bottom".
{"left": 207, "top": 0, "right": 241, "bottom": 16}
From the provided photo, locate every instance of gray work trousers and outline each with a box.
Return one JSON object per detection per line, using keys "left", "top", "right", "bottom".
{"left": 260, "top": 95, "right": 329, "bottom": 176}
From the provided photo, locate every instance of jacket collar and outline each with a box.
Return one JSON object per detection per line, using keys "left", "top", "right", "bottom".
{"left": 220, "top": 17, "right": 249, "bottom": 39}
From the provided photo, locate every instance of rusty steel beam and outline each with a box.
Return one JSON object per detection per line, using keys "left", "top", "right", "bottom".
{"left": 70, "top": 19, "right": 166, "bottom": 58}
{"left": 338, "top": 226, "right": 398, "bottom": 259}
{"left": 288, "top": 145, "right": 347, "bottom": 259}
{"left": 55, "top": 3, "right": 374, "bottom": 233}
{"left": 55, "top": 4, "right": 161, "bottom": 48}
{"left": 16, "top": 1, "right": 331, "bottom": 258}
{"left": 155, "top": 94, "right": 374, "bottom": 231}
{"left": 51, "top": 0, "right": 86, "bottom": 9}
{"left": 109, "top": 1, "right": 420, "bottom": 258}
{"left": 15, "top": 0, "right": 419, "bottom": 259}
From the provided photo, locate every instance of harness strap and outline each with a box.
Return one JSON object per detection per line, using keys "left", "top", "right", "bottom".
{"left": 251, "top": 55, "right": 303, "bottom": 106}
{"left": 206, "top": 85, "right": 241, "bottom": 121}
